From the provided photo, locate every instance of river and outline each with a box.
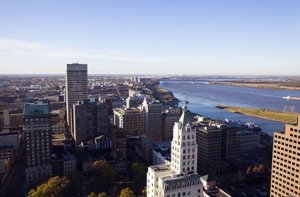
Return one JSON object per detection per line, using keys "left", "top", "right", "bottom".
{"left": 160, "top": 80, "right": 300, "bottom": 136}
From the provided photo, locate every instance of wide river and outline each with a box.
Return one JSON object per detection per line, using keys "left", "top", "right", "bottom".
{"left": 160, "top": 80, "right": 300, "bottom": 136}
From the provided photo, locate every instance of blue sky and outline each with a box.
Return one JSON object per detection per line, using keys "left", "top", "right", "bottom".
{"left": 0, "top": 0, "right": 300, "bottom": 75}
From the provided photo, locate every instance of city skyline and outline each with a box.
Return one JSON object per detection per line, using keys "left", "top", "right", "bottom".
{"left": 1, "top": 0, "right": 300, "bottom": 75}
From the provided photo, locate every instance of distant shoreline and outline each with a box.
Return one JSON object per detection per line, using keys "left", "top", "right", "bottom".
{"left": 216, "top": 105, "right": 299, "bottom": 124}
{"left": 209, "top": 81, "right": 300, "bottom": 91}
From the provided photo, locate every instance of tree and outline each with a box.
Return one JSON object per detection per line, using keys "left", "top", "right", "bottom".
{"left": 141, "top": 187, "right": 147, "bottom": 197}
{"left": 131, "top": 162, "right": 147, "bottom": 188}
{"left": 252, "top": 165, "right": 258, "bottom": 173}
{"left": 98, "top": 192, "right": 108, "bottom": 197}
{"left": 88, "top": 192, "right": 97, "bottom": 197}
{"left": 67, "top": 171, "right": 86, "bottom": 196}
{"left": 93, "top": 160, "right": 117, "bottom": 181}
{"left": 89, "top": 160, "right": 117, "bottom": 193}
{"left": 246, "top": 166, "right": 252, "bottom": 175}
{"left": 119, "top": 187, "right": 135, "bottom": 197}
{"left": 258, "top": 164, "right": 265, "bottom": 173}
{"left": 28, "top": 176, "right": 72, "bottom": 197}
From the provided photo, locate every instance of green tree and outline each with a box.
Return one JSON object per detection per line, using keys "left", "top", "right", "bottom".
{"left": 89, "top": 160, "right": 117, "bottom": 192}
{"left": 93, "top": 160, "right": 117, "bottom": 180}
{"left": 28, "top": 176, "right": 71, "bottom": 197}
{"left": 131, "top": 162, "right": 147, "bottom": 188}
{"left": 67, "top": 171, "right": 86, "bottom": 196}
{"left": 119, "top": 187, "right": 135, "bottom": 197}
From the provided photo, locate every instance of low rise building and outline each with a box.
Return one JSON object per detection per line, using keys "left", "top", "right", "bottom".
{"left": 63, "top": 154, "right": 76, "bottom": 175}
{"left": 201, "top": 175, "right": 231, "bottom": 197}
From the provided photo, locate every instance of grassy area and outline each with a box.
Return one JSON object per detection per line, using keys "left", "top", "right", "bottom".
{"left": 155, "top": 86, "right": 170, "bottom": 94}
{"left": 217, "top": 105, "right": 299, "bottom": 124}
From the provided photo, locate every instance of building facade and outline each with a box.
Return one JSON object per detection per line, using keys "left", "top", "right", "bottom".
{"left": 270, "top": 116, "right": 300, "bottom": 197}
{"left": 162, "top": 108, "right": 181, "bottom": 141}
{"left": 196, "top": 125, "right": 222, "bottom": 172}
{"left": 65, "top": 63, "right": 88, "bottom": 126}
{"left": 113, "top": 107, "right": 143, "bottom": 136}
{"left": 73, "top": 98, "right": 109, "bottom": 143}
{"left": 142, "top": 99, "right": 163, "bottom": 142}
{"left": 111, "top": 126, "right": 127, "bottom": 160}
{"left": 23, "top": 101, "right": 52, "bottom": 183}
{"left": 147, "top": 105, "right": 202, "bottom": 197}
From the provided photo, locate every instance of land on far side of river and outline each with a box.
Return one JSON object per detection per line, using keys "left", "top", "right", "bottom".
{"left": 210, "top": 80, "right": 300, "bottom": 91}
{"left": 216, "top": 105, "right": 300, "bottom": 124}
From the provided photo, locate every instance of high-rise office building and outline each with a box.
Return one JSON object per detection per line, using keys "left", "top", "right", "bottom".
{"left": 113, "top": 107, "right": 143, "bottom": 136}
{"left": 141, "top": 99, "right": 163, "bottom": 142}
{"left": 196, "top": 125, "right": 222, "bottom": 172}
{"left": 162, "top": 108, "right": 181, "bottom": 141}
{"left": 221, "top": 126, "right": 240, "bottom": 160}
{"left": 270, "top": 116, "right": 300, "bottom": 197}
{"left": 65, "top": 63, "right": 88, "bottom": 126}
{"left": 111, "top": 126, "right": 127, "bottom": 160}
{"left": 72, "top": 98, "right": 109, "bottom": 143}
{"left": 147, "top": 105, "right": 202, "bottom": 197}
{"left": 23, "top": 101, "right": 52, "bottom": 183}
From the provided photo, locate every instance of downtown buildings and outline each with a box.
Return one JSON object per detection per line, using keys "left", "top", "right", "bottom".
{"left": 65, "top": 63, "right": 88, "bottom": 126}
{"left": 147, "top": 105, "right": 202, "bottom": 197}
{"left": 270, "top": 115, "right": 300, "bottom": 197}
{"left": 23, "top": 101, "right": 52, "bottom": 183}
{"left": 73, "top": 98, "right": 109, "bottom": 143}
{"left": 113, "top": 107, "right": 143, "bottom": 136}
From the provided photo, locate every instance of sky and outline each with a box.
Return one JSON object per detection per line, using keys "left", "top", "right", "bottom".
{"left": 0, "top": 0, "right": 300, "bottom": 75}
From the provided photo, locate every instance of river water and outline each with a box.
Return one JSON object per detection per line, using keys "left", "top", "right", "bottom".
{"left": 160, "top": 81, "right": 300, "bottom": 136}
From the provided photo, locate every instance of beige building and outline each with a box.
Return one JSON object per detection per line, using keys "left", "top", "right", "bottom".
{"left": 270, "top": 116, "right": 300, "bottom": 197}
{"left": 65, "top": 63, "right": 88, "bottom": 126}
{"left": 113, "top": 107, "right": 143, "bottom": 136}
{"left": 141, "top": 99, "right": 163, "bottom": 142}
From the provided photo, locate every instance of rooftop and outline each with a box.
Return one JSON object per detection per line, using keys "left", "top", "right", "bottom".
{"left": 23, "top": 101, "right": 50, "bottom": 116}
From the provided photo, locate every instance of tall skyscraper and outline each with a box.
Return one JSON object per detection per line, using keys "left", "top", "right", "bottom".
{"left": 270, "top": 116, "right": 300, "bottom": 197}
{"left": 65, "top": 63, "right": 88, "bottom": 126}
{"left": 72, "top": 98, "right": 109, "bottom": 143}
{"left": 23, "top": 101, "right": 52, "bottom": 183}
{"left": 147, "top": 105, "right": 202, "bottom": 197}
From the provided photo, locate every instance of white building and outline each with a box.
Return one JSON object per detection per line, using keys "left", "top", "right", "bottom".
{"left": 147, "top": 105, "right": 202, "bottom": 197}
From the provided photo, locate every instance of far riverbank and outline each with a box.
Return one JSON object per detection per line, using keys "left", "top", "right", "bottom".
{"left": 216, "top": 105, "right": 299, "bottom": 124}
{"left": 209, "top": 81, "right": 300, "bottom": 91}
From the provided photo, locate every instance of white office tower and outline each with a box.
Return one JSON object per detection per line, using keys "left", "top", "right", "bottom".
{"left": 147, "top": 105, "right": 202, "bottom": 197}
